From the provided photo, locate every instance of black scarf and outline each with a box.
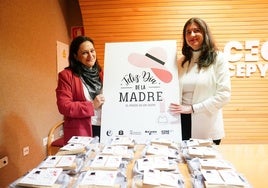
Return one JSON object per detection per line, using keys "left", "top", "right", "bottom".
{"left": 80, "top": 64, "right": 102, "bottom": 100}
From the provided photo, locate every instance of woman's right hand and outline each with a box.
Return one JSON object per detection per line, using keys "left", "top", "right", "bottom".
{"left": 169, "top": 103, "right": 193, "bottom": 114}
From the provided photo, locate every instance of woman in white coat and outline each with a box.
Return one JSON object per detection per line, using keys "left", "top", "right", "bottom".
{"left": 169, "top": 17, "right": 231, "bottom": 145}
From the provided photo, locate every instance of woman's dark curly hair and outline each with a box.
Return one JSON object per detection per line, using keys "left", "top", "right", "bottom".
{"left": 181, "top": 17, "right": 218, "bottom": 69}
{"left": 68, "top": 36, "right": 102, "bottom": 75}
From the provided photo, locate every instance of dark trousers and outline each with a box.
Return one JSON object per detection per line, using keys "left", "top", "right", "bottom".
{"left": 92, "top": 125, "right": 100, "bottom": 138}
{"left": 180, "top": 114, "right": 221, "bottom": 145}
{"left": 181, "top": 114, "right": 192, "bottom": 140}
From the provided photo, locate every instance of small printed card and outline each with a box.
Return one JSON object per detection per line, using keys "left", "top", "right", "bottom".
{"left": 60, "top": 143, "right": 85, "bottom": 151}
{"left": 143, "top": 169, "right": 161, "bottom": 186}
{"left": 110, "top": 136, "right": 134, "bottom": 147}
{"left": 160, "top": 171, "right": 183, "bottom": 187}
{"left": 186, "top": 138, "right": 213, "bottom": 147}
{"left": 199, "top": 158, "right": 233, "bottom": 169}
{"left": 201, "top": 169, "right": 225, "bottom": 185}
{"left": 137, "top": 157, "right": 154, "bottom": 171}
{"left": 136, "top": 156, "right": 169, "bottom": 171}
{"left": 188, "top": 146, "right": 217, "bottom": 158}
{"left": 151, "top": 138, "right": 180, "bottom": 149}
{"left": 146, "top": 144, "right": 169, "bottom": 155}
{"left": 68, "top": 136, "right": 93, "bottom": 146}
{"left": 79, "top": 170, "right": 118, "bottom": 186}
{"left": 151, "top": 138, "right": 173, "bottom": 146}
{"left": 101, "top": 145, "right": 129, "bottom": 156}
{"left": 219, "top": 169, "right": 246, "bottom": 186}
{"left": 39, "top": 156, "right": 62, "bottom": 168}
{"left": 143, "top": 169, "right": 183, "bottom": 186}
{"left": 39, "top": 155, "right": 76, "bottom": 169}
{"left": 90, "top": 155, "right": 122, "bottom": 170}
{"left": 56, "top": 155, "right": 76, "bottom": 168}
{"left": 18, "top": 168, "right": 62, "bottom": 187}
{"left": 146, "top": 144, "right": 179, "bottom": 159}
{"left": 202, "top": 169, "right": 246, "bottom": 187}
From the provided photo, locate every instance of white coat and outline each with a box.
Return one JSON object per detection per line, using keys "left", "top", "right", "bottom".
{"left": 178, "top": 51, "right": 231, "bottom": 140}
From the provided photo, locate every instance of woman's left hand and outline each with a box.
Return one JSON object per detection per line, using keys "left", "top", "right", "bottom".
{"left": 93, "top": 94, "right": 105, "bottom": 109}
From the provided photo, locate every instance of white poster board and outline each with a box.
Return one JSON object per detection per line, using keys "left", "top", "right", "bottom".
{"left": 101, "top": 40, "right": 181, "bottom": 144}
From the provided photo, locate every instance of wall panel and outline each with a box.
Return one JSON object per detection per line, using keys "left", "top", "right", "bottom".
{"left": 79, "top": 0, "right": 268, "bottom": 143}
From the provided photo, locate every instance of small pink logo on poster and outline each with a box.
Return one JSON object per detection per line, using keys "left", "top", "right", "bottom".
{"left": 128, "top": 47, "right": 173, "bottom": 83}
